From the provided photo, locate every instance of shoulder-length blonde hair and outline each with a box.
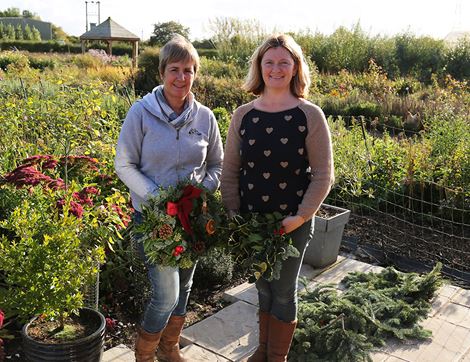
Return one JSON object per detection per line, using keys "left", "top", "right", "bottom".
{"left": 244, "top": 34, "right": 310, "bottom": 98}
{"left": 159, "top": 34, "right": 200, "bottom": 76}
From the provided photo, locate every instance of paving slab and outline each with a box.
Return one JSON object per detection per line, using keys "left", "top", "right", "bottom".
{"left": 223, "top": 261, "right": 341, "bottom": 306}
{"left": 103, "top": 344, "right": 134, "bottom": 362}
{"left": 371, "top": 351, "right": 410, "bottom": 362}
{"left": 307, "top": 257, "right": 373, "bottom": 290}
{"left": 181, "top": 344, "right": 230, "bottom": 361}
{"left": 436, "top": 301, "right": 470, "bottom": 329}
{"left": 430, "top": 284, "right": 461, "bottom": 317}
{"left": 379, "top": 317, "right": 470, "bottom": 361}
{"left": 453, "top": 288, "right": 470, "bottom": 308}
{"left": 181, "top": 300, "right": 259, "bottom": 361}
{"left": 223, "top": 281, "right": 258, "bottom": 306}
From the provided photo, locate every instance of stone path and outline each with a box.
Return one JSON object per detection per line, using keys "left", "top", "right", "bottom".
{"left": 103, "top": 256, "right": 470, "bottom": 361}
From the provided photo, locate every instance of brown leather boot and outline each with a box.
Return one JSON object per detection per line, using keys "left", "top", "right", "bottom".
{"left": 267, "top": 316, "right": 297, "bottom": 362}
{"left": 246, "top": 310, "right": 270, "bottom": 362}
{"left": 156, "top": 315, "right": 187, "bottom": 362}
{"left": 135, "top": 327, "right": 163, "bottom": 362}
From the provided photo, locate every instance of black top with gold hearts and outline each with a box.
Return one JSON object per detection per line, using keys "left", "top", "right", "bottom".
{"left": 238, "top": 107, "right": 310, "bottom": 215}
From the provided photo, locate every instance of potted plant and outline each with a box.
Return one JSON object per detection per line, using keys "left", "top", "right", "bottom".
{"left": 0, "top": 155, "right": 130, "bottom": 361}
{"left": 303, "top": 203, "right": 351, "bottom": 268}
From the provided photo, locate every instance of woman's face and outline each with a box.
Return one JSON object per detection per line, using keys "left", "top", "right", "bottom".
{"left": 260, "top": 47, "right": 297, "bottom": 92}
{"left": 161, "top": 60, "right": 196, "bottom": 102}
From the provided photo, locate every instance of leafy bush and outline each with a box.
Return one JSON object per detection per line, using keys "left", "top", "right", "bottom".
{"left": 213, "top": 107, "right": 231, "bottom": 145}
{"left": 134, "top": 47, "right": 160, "bottom": 94}
{"left": 0, "top": 185, "right": 105, "bottom": 325}
{"left": 445, "top": 38, "right": 470, "bottom": 81}
{"left": 193, "top": 248, "right": 235, "bottom": 289}
{"left": 193, "top": 75, "right": 253, "bottom": 111}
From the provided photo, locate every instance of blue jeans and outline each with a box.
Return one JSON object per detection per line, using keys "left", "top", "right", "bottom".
{"left": 256, "top": 219, "right": 314, "bottom": 322}
{"left": 133, "top": 211, "right": 197, "bottom": 333}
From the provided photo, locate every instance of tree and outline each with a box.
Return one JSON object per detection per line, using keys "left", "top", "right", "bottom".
{"left": 23, "top": 24, "right": 33, "bottom": 40}
{"left": 31, "top": 26, "right": 41, "bottom": 41}
{"left": 22, "top": 10, "right": 39, "bottom": 19}
{"left": 52, "top": 24, "right": 68, "bottom": 40}
{"left": 149, "top": 21, "right": 189, "bottom": 46}
{"left": 14, "top": 24, "right": 23, "bottom": 40}
{"left": 0, "top": 7, "right": 21, "bottom": 17}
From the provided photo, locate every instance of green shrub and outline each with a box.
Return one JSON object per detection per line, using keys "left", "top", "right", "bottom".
{"left": 0, "top": 186, "right": 105, "bottom": 325}
{"left": 193, "top": 248, "right": 234, "bottom": 289}
{"left": 344, "top": 101, "right": 381, "bottom": 118}
{"left": 193, "top": 75, "right": 253, "bottom": 111}
{"left": 0, "top": 51, "right": 30, "bottom": 71}
{"left": 445, "top": 39, "right": 470, "bottom": 81}
{"left": 134, "top": 47, "right": 160, "bottom": 94}
{"left": 213, "top": 107, "right": 231, "bottom": 145}
{"left": 199, "top": 57, "right": 243, "bottom": 79}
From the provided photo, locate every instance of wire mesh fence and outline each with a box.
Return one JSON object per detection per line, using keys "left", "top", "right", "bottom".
{"left": 325, "top": 115, "right": 470, "bottom": 287}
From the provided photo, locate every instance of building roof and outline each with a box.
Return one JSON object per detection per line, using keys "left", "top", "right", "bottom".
{"left": 0, "top": 17, "right": 52, "bottom": 40}
{"left": 80, "top": 17, "right": 139, "bottom": 41}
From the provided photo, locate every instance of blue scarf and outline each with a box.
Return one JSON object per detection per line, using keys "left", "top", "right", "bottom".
{"left": 155, "top": 85, "right": 193, "bottom": 129}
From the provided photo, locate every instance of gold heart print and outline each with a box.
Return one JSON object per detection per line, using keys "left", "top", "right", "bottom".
{"left": 263, "top": 173, "right": 271, "bottom": 179}
{"left": 248, "top": 139, "right": 256, "bottom": 145}
{"left": 280, "top": 161, "right": 288, "bottom": 168}
{"left": 264, "top": 150, "right": 271, "bottom": 156}
{"left": 248, "top": 204, "right": 253, "bottom": 210}
{"left": 248, "top": 183, "right": 254, "bottom": 190}
{"left": 262, "top": 195, "right": 270, "bottom": 202}
{"left": 298, "top": 148, "right": 304, "bottom": 155}
{"left": 279, "top": 182, "right": 287, "bottom": 189}
{"left": 280, "top": 204, "right": 288, "bottom": 210}
{"left": 284, "top": 115, "right": 292, "bottom": 121}
{"left": 240, "top": 129, "right": 245, "bottom": 135}
{"left": 296, "top": 190, "right": 304, "bottom": 196}
{"left": 266, "top": 127, "right": 273, "bottom": 134}
{"left": 298, "top": 126, "right": 306, "bottom": 132}
{"left": 252, "top": 117, "right": 259, "bottom": 123}
{"left": 280, "top": 138, "right": 288, "bottom": 144}
{"left": 248, "top": 162, "right": 255, "bottom": 168}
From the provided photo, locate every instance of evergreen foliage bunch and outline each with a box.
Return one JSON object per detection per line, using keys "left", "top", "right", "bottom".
{"left": 290, "top": 263, "right": 443, "bottom": 361}
{"left": 226, "top": 212, "right": 300, "bottom": 282}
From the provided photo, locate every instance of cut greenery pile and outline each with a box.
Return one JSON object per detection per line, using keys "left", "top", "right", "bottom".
{"left": 290, "top": 263, "right": 443, "bottom": 361}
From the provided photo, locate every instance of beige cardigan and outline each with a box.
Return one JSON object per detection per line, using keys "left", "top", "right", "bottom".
{"left": 220, "top": 99, "right": 334, "bottom": 221}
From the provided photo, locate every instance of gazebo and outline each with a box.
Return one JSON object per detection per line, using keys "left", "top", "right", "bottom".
{"left": 80, "top": 17, "right": 140, "bottom": 67}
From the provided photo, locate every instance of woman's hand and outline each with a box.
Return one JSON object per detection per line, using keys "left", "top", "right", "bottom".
{"left": 282, "top": 215, "right": 305, "bottom": 234}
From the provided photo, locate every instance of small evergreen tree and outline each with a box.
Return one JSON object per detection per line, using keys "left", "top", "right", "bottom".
{"left": 23, "top": 24, "right": 32, "bottom": 40}
{"left": 31, "top": 26, "right": 41, "bottom": 41}
{"left": 14, "top": 24, "right": 23, "bottom": 40}
{"left": 5, "top": 24, "right": 15, "bottom": 40}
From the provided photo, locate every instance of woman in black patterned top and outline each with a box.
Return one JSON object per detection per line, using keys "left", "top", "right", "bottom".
{"left": 221, "top": 34, "right": 334, "bottom": 362}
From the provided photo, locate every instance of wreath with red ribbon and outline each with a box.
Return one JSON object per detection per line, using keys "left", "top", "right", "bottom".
{"left": 134, "top": 181, "right": 223, "bottom": 268}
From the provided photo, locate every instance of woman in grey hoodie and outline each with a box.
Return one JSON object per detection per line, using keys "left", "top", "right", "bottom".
{"left": 115, "top": 35, "right": 223, "bottom": 362}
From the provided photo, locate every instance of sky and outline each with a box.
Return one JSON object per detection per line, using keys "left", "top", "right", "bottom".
{"left": 2, "top": 0, "right": 469, "bottom": 41}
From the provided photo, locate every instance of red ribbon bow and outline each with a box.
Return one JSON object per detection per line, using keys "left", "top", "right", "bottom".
{"left": 166, "top": 185, "right": 202, "bottom": 236}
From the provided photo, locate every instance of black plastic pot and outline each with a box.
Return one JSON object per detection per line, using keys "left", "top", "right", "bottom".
{"left": 21, "top": 307, "right": 105, "bottom": 362}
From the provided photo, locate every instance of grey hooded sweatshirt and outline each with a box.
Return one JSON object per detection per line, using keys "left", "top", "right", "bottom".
{"left": 115, "top": 88, "right": 224, "bottom": 212}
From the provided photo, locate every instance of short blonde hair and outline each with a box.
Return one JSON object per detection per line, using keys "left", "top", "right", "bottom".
{"left": 159, "top": 34, "right": 200, "bottom": 76}
{"left": 244, "top": 34, "right": 310, "bottom": 98}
